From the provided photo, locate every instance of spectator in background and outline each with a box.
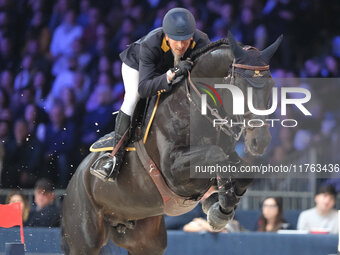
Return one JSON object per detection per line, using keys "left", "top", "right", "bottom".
{"left": 77, "top": 0, "right": 91, "bottom": 27}
{"left": 256, "top": 197, "right": 290, "bottom": 232}
{"left": 26, "top": 178, "right": 61, "bottom": 227}
{"left": 0, "top": 119, "right": 10, "bottom": 143}
{"left": 302, "top": 58, "right": 322, "bottom": 78}
{"left": 323, "top": 56, "right": 339, "bottom": 78}
{"left": 1, "top": 119, "right": 43, "bottom": 188}
{"left": 237, "top": 7, "right": 258, "bottom": 46}
{"left": 111, "top": 18, "right": 136, "bottom": 53}
{"left": 0, "top": 37, "right": 18, "bottom": 72}
{"left": 129, "top": 5, "right": 148, "bottom": 39}
{"left": 24, "top": 37, "right": 52, "bottom": 74}
{"left": 32, "top": 70, "right": 51, "bottom": 107}
{"left": 24, "top": 37, "right": 51, "bottom": 75}
{"left": 24, "top": 103, "right": 48, "bottom": 141}
{"left": 96, "top": 72, "right": 113, "bottom": 88}
{"left": 11, "top": 85, "right": 36, "bottom": 120}
{"left": 81, "top": 7, "right": 101, "bottom": 52}
{"left": 46, "top": 55, "right": 78, "bottom": 112}
{"left": 81, "top": 85, "right": 114, "bottom": 148}
{"left": 210, "top": 19, "right": 228, "bottom": 42}
{"left": 0, "top": 70, "right": 14, "bottom": 96}
{"left": 26, "top": 11, "right": 51, "bottom": 55}
{"left": 71, "top": 38, "right": 92, "bottom": 71}
{"left": 297, "top": 185, "right": 338, "bottom": 234}
{"left": 72, "top": 71, "right": 91, "bottom": 105}
{"left": 60, "top": 87, "right": 83, "bottom": 124}
{"left": 42, "top": 101, "right": 76, "bottom": 188}
{"left": 0, "top": 11, "right": 10, "bottom": 39}
{"left": 96, "top": 22, "right": 110, "bottom": 40}
{"left": 262, "top": 0, "right": 296, "bottom": 69}
{"left": 48, "top": 0, "right": 70, "bottom": 31}
{"left": 14, "top": 54, "right": 34, "bottom": 91}
{"left": 50, "top": 9, "right": 82, "bottom": 75}
{"left": 86, "top": 36, "right": 112, "bottom": 80}
{"left": 0, "top": 87, "right": 11, "bottom": 120}
{"left": 5, "top": 190, "right": 30, "bottom": 225}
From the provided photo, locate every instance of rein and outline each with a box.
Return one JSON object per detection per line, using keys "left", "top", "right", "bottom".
{"left": 186, "top": 58, "right": 271, "bottom": 142}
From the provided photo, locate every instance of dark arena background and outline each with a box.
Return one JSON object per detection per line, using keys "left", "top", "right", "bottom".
{"left": 0, "top": 0, "right": 340, "bottom": 254}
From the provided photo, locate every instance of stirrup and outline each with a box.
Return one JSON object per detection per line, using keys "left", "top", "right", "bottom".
{"left": 90, "top": 153, "right": 117, "bottom": 182}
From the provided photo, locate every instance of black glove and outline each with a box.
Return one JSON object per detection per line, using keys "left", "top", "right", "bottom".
{"left": 171, "top": 59, "right": 193, "bottom": 79}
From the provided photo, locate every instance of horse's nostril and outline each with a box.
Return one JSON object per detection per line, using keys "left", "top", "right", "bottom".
{"left": 252, "top": 138, "right": 257, "bottom": 148}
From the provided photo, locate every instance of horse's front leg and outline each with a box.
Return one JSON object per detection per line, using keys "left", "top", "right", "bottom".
{"left": 216, "top": 151, "right": 253, "bottom": 212}
{"left": 206, "top": 151, "right": 253, "bottom": 231}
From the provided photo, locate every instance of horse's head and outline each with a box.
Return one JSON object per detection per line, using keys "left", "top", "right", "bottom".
{"left": 226, "top": 32, "right": 282, "bottom": 156}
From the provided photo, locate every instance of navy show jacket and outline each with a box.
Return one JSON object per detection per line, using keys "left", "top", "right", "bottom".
{"left": 120, "top": 27, "right": 210, "bottom": 98}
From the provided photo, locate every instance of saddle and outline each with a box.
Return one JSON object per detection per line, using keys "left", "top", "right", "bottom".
{"left": 89, "top": 94, "right": 200, "bottom": 216}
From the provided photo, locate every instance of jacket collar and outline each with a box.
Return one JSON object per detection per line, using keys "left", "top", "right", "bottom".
{"left": 161, "top": 37, "right": 197, "bottom": 53}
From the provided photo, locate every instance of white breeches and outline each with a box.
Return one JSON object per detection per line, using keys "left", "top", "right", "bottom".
{"left": 120, "top": 63, "right": 140, "bottom": 116}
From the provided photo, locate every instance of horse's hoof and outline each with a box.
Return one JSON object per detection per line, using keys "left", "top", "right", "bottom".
{"left": 219, "top": 188, "right": 240, "bottom": 210}
{"left": 207, "top": 202, "right": 234, "bottom": 231}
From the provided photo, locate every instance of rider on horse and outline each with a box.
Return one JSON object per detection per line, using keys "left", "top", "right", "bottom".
{"left": 91, "top": 8, "right": 210, "bottom": 182}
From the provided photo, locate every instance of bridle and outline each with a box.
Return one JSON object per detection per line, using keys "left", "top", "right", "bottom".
{"left": 185, "top": 49, "right": 271, "bottom": 143}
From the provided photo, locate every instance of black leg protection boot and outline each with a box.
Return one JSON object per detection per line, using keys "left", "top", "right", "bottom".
{"left": 90, "top": 110, "right": 131, "bottom": 182}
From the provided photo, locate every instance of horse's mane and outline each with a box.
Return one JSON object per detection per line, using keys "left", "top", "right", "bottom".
{"left": 190, "top": 38, "right": 229, "bottom": 62}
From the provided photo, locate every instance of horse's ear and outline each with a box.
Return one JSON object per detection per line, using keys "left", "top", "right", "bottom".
{"left": 261, "top": 34, "right": 283, "bottom": 63}
{"left": 227, "top": 31, "right": 245, "bottom": 60}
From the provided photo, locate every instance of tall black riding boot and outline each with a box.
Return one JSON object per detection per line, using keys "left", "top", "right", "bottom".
{"left": 90, "top": 110, "right": 131, "bottom": 182}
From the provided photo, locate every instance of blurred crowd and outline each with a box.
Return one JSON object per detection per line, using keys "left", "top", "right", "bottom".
{"left": 167, "top": 185, "right": 338, "bottom": 234}
{"left": 0, "top": 0, "right": 339, "bottom": 189}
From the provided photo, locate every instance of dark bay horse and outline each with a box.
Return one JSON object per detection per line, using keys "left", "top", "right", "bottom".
{"left": 61, "top": 32, "right": 282, "bottom": 255}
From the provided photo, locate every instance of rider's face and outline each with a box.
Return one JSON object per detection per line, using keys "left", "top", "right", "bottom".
{"left": 165, "top": 34, "right": 193, "bottom": 56}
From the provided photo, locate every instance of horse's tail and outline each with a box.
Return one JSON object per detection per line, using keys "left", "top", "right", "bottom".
{"left": 60, "top": 218, "right": 70, "bottom": 255}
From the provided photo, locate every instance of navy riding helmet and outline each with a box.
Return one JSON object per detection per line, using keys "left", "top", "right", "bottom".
{"left": 162, "top": 8, "right": 196, "bottom": 41}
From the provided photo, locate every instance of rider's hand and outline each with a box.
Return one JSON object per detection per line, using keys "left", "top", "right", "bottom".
{"left": 171, "top": 59, "right": 193, "bottom": 79}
